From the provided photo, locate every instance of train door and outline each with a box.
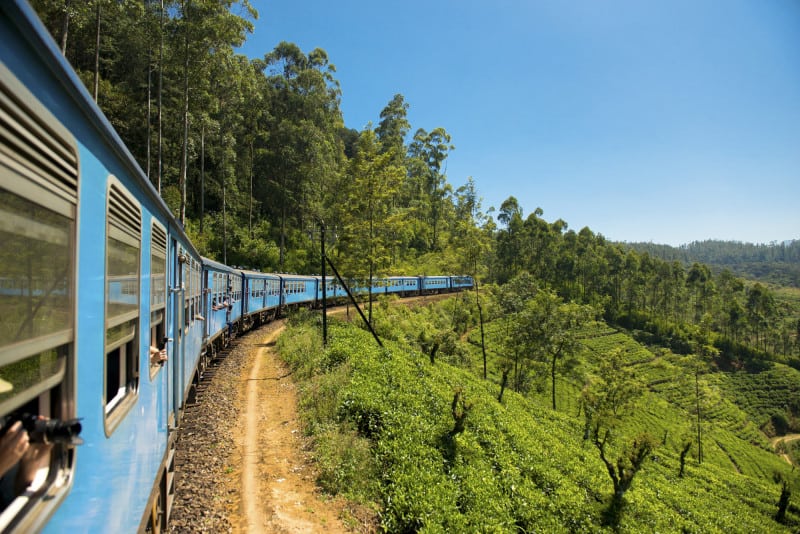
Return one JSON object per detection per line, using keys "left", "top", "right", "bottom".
{"left": 168, "top": 238, "right": 185, "bottom": 428}
{"left": 203, "top": 269, "right": 210, "bottom": 341}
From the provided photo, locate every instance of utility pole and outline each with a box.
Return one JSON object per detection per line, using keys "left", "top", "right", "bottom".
{"left": 320, "top": 219, "right": 327, "bottom": 346}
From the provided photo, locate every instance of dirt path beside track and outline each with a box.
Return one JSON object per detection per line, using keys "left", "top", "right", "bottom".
{"left": 238, "top": 323, "right": 350, "bottom": 533}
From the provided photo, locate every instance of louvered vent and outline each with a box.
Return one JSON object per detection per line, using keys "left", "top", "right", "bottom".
{"left": 0, "top": 63, "right": 78, "bottom": 203}
{"left": 109, "top": 184, "right": 141, "bottom": 242}
{"left": 152, "top": 222, "right": 167, "bottom": 257}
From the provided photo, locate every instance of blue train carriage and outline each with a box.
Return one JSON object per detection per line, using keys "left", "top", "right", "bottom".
{"left": 384, "top": 276, "right": 421, "bottom": 296}
{"left": 314, "top": 275, "right": 347, "bottom": 305}
{"left": 202, "top": 258, "right": 243, "bottom": 347}
{"left": 420, "top": 275, "right": 451, "bottom": 294}
{"left": 278, "top": 274, "right": 318, "bottom": 310}
{"left": 347, "top": 276, "right": 383, "bottom": 299}
{"left": 0, "top": 2, "right": 203, "bottom": 531}
{"left": 241, "top": 270, "right": 281, "bottom": 326}
{"left": 450, "top": 275, "right": 474, "bottom": 291}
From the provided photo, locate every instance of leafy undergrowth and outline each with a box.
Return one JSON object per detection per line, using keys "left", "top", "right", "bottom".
{"left": 278, "top": 314, "right": 798, "bottom": 532}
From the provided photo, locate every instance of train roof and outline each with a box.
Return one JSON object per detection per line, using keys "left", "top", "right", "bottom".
{"left": 276, "top": 274, "right": 319, "bottom": 281}
{"left": 240, "top": 269, "right": 280, "bottom": 280}
{"left": 201, "top": 257, "right": 239, "bottom": 273}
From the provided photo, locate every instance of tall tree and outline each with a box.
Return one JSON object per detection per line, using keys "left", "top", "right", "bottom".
{"left": 376, "top": 93, "right": 410, "bottom": 163}
{"left": 335, "top": 128, "right": 404, "bottom": 321}
{"left": 407, "top": 127, "right": 454, "bottom": 251}
{"left": 259, "top": 41, "right": 344, "bottom": 271}
{"left": 521, "top": 290, "right": 595, "bottom": 410}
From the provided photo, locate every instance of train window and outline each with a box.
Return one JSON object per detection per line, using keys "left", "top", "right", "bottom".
{"left": 0, "top": 61, "right": 79, "bottom": 529}
{"left": 149, "top": 221, "right": 167, "bottom": 378}
{"left": 194, "top": 262, "right": 200, "bottom": 317}
{"left": 104, "top": 180, "right": 140, "bottom": 434}
{"left": 189, "top": 259, "right": 195, "bottom": 324}
{"left": 181, "top": 252, "right": 189, "bottom": 329}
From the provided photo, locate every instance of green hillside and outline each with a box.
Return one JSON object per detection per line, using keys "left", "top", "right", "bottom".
{"left": 278, "top": 306, "right": 799, "bottom": 532}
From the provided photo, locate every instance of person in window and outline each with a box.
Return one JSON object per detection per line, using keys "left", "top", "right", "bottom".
{"left": 212, "top": 297, "right": 229, "bottom": 312}
{"left": 0, "top": 421, "right": 28, "bottom": 479}
{"left": 213, "top": 297, "right": 233, "bottom": 336}
{"left": 0, "top": 420, "right": 53, "bottom": 508}
{"left": 149, "top": 345, "right": 167, "bottom": 365}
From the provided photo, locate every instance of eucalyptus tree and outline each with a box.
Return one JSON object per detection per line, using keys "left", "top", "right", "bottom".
{"left": 521, "top": 208, "right": 562, "bottom": 283}
{"left": 376, "top": 94, "right": 410, "bottom": 163}
{"left": 493, "top": 196, "right": 524, "bottom": 283}
{"left": 30, "top": 0, "right": 93, "bottom": 56}
{"left": 335, "top": 128, "right": 404, "bottom": 323}
{"left": 523, "top": 290, "right": 595, "bottom": 410}
{"left": 173, "top": 0, "right": 256, "bottom": 226}
{"left": 685, "top": 262, "right": 715, "bottom": 322}
{"left": 496, "top": 272, "right": 540, "bottom": 392}
{"left": 259, "top": 42, "right": 344, "bottom": 271}
{"left": 745, "top": 283, "right": 775, "bottom": 351}
{"left": 406, "top": 127, "right": 454, "bottom": 251}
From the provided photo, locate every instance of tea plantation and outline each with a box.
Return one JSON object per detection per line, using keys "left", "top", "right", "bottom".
{"left": 278, "top": 308, "right": 799, "bottom": 532}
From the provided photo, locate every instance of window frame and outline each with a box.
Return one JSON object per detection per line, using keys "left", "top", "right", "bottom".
{"left": 103, "top": 178, "right": 141, "bottom": 436}
{"left": 0, "top": 59, "right": 79, "bottom": 531}
{"left": 148, "top": 220, "right": 167, "bottom": 379}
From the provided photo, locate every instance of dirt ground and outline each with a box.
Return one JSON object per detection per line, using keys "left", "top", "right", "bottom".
{"left": 770, "top": 433, "right": 800, "bottom": 465}
{"left": 230, "top": 324, "right": 351, "bottom": 533}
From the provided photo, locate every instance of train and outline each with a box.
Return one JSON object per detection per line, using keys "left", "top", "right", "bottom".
{"left": 0, "top": 1, "right": 472, "bottom": 532}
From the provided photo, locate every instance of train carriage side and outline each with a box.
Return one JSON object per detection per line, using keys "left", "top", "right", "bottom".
{"left": 421, "top": 275, "right": 450, "bottom": 294}
{"left": 385, "top": 276, "right": 420, "bottom": 296}
{"left": 202, "top": 258, "right": 242, "bottom": 346}
{"left": 314, "top": 275, "right": 346, "bottom": 305}
{"left": 242, "top": 270, "right": 280, "bottom": 324}
{"left": 278, "top": 274, "right": 318, "bottom": 311}
{"left": 450, "top": 275, "right": 474, "bottom": 291}
{"left": 0, "top": 2, "right": 203, "bottom": 532}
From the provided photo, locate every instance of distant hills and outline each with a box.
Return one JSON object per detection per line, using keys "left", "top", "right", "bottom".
{"left": 623, "top": 239, "right": 800, "bottom": 287}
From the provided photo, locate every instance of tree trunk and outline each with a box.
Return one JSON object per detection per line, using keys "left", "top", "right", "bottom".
{"left": 200, "top": 122, "right": 205, "bottom": 233}
{"left": 146, "top": 31, "right": 151, "bottom": 180}
{"left": 222, "top": 135, "right": 227, "bottom": 264}
{"left": 696, "top": 372, "right": 703, "bottom": 463}
{"left": 93, "top": 0, "right": 100, "bottom": 102}
{"left": 552, "top": 353, "right": 558, "bottom": 410}
{"left": 279, "top": 198, "right": 286, "bottom": 271}
{"left": 476, "top": 281, "right": 487, "bottom": 380}
{"left": 59, "top": 0, "right": 71, "bottom": 54}
{"left": 157, "top": 0, "right": 164, "bottom": 194}
{"left": 179, "top": 0, "right": 191, "bottom": 225}
{"left": 249, "top": 140, "right": 254, "bottom": 238}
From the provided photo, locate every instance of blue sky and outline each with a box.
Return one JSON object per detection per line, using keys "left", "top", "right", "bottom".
{"left": 238, "top": 0, "right": 800, "bottom": 246}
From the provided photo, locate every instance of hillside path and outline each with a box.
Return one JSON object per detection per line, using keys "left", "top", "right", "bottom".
{"left": 770, "top": 433, "right": 800, "bottom": 465}
{"left": 238, "top": 323, "right": 349, "bottom": 533}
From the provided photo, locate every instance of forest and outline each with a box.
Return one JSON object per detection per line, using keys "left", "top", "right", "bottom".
{"left": 627, "top": 240, "right": 800, "bottom": 288}
{"left": 29, "top": 1, "right": 800, "bottom": 530}
{"left": 29, "top": 0, "right": 799, "bottom": 363}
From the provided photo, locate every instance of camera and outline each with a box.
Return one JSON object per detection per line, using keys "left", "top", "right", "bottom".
{"left": 1, "top": 413, "right": 83, "bottom": 446}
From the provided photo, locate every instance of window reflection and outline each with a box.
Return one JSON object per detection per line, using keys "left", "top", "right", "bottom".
{"left": 0, "top": 189, "right": 72, "bottom": 349}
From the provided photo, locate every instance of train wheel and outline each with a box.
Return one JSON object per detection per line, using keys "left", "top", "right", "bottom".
{"left": 146, "top": 477, "right": 165, "bottom": 533}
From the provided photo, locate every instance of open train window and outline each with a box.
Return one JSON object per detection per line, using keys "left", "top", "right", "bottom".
{"left": 104, "top": 179, "right": 140, "bottom": 435}
{"left": 181, "top": 251, "right": 189, "bottom": 330}
{"left": 0, "top": 61, "right": 78, "bottom": 531}
{"left": 149, "top": 221, "right": 167, "bottom": 378}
